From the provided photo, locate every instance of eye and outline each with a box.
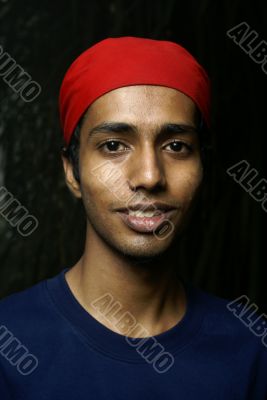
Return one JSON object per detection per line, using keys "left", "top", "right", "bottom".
{"left": 99, "top": 140, "right": 128, "bottom": 153}
{"left": 98, "top": 139, "right": 193, "bottom": 155}
{"left": 164, "top": 140, "right": 192, "bottom": 154}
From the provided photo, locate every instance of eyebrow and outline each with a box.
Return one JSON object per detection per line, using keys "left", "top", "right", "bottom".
{"left": 88, "top": 121, "right": 198, "bottom": 140}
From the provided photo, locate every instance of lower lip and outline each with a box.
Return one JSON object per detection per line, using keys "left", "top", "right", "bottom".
{"left": 116, "top": 210, "right": 177, "bottom": 233}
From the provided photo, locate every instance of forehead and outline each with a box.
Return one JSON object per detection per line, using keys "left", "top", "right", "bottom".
{"left": 84, "top": 85, "right": 197, "bottom": 127}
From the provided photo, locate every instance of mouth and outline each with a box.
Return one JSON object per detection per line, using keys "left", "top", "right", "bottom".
{"left": 116, "top": 209, "right": 177, "bottom": 233}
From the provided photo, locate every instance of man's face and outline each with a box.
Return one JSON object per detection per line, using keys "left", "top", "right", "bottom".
{"left": 63, "top": 85, "right": 203, "bottom": 259}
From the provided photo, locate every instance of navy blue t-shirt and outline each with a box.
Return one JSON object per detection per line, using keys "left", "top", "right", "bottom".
{"left": 0, "top": 268, "right": 266, "bottom": 399}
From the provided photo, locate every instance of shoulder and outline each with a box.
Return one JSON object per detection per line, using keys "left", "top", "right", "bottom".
{"left": 192, "top": 284, "right": 267, "bottom": 360}
{"left": 0, "top": 276, "right": 57, "bottom": 332}
{"left": 0, "top": 279, "right": 45, "bottom": 312}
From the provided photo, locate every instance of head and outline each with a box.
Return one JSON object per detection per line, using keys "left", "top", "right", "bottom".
{"left": 59, "top": 37, "right": 211, "bottom": 260}
{"left": 61, "top": 84, "right": 210, "bottom": 259}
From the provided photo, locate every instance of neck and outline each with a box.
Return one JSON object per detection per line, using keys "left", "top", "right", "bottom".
{"left": 65, "top": 224, "right": 187, "bottom": 338}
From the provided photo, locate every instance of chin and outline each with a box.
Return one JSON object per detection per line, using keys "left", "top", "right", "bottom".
{"left": 111, "top": 234, "right": 176, "bottom": 261}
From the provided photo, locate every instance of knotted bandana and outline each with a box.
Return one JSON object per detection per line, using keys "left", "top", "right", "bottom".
{"left": 59, "top": 36, "right": 210, "bottom": 145}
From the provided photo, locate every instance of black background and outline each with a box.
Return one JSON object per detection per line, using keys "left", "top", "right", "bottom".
{"left": 0, "top": 0, "right": 266, "bottom": 313}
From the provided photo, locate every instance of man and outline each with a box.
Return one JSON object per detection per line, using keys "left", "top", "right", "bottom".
{"left": 0, "top": 36, "right": 266, "bottom": 399}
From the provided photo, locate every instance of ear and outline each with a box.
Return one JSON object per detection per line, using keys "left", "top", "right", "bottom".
{"left": 61, "top": 154, "right": 82, "bottom": 198}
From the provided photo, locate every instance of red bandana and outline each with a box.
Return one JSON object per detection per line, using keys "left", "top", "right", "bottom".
{"left": 59, "top": 36, "right": 211, "bottom": 145}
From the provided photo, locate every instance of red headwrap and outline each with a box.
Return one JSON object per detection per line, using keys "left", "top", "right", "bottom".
{"left": 59, "top": 36, "right": 211, "bottom": 145}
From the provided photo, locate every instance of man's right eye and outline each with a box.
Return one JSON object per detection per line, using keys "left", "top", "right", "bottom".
{"left": 99, "top": 140, "right": 129, "bottom": 153}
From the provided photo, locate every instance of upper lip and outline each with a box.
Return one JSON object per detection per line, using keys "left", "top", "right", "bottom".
{"left": 115, "top": 202, "right": 177, "bottom": 212}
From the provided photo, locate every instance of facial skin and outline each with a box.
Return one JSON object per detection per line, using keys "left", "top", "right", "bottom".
{"left": 62, "top": 85, "right": 203, "bottom": 336}
{"left": 63, "top": 85, "right": 203, "bottom": 260}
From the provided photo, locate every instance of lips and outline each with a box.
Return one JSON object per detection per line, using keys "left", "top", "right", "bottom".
{"left": 116, "top": 202, "right": 176, "bottom": 213}
{"left": 116, "top": 209, "right": 177, "bottom": 233}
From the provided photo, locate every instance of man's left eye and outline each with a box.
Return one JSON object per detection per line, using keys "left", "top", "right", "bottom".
{"left": 164, "top": 141, "right": 192, "bottom": 153}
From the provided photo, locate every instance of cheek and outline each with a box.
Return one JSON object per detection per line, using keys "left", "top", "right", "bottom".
{"left": 170, "top": 163, "right": 203, "bottom": 204}
{"left": 78, "top": 158, "right": 106, "bottom": 208}
{"left": 79, "top": 158, "right": 129, "bottom": 208}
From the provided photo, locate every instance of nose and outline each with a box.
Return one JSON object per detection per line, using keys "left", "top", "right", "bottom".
{"left": 127, "top": 144, "right": 166, "bottom": 192}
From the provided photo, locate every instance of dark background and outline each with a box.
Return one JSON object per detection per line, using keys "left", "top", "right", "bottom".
{"left": 0, "top": 0, "right": 266, "bottom": 312}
